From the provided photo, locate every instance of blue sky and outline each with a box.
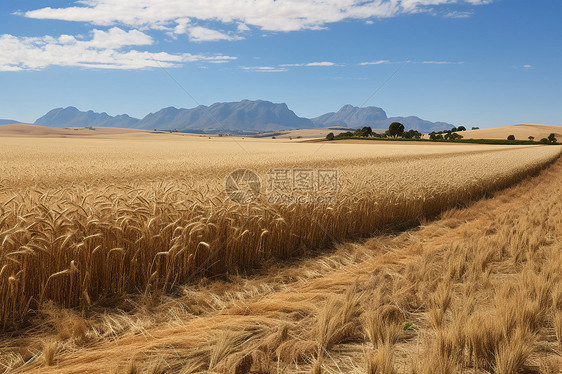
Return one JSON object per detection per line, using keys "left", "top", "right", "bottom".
{"left": 0, "top": 0, "right": 560, "bottom": 127}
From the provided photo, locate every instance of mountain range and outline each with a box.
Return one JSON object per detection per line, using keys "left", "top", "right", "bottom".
{"left": 310, "top": 105, "right": 451, "bottom": 133}
{"left": 136, "top": 101, "right": 312, "bottom": 132}
{"left": 34, "top": 107, "right": 139, "bottom": 128}
{"left": 22, "top": 100, "right": 454, "bottom": 133}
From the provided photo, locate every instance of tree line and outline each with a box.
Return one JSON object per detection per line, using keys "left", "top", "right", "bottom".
{"left": 326, "top": 122, "right": 559, "bottom": 145}
{"left": 507, "top": 133, "right": 557, "bottom": 144}
{"left": 326, "top": 122, "right": 425, "bottom": 141}
{"left": 326, "top": 122, "right": 466, "bottom": 141}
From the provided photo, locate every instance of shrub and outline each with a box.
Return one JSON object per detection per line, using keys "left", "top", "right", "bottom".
{"left": 326, "top": 133, "right": 335, "bottom": 141}
{"left": 507, "top": 135, "right": 516, "bottom": 141}
{"left": 335, "top": 131, "right": 353, "bottom": 138}
{"left": 404, "top": 129, "right": 422, "bottom": 139}
{"left": 353, "top": 126, "right": 375, "bottom": 138}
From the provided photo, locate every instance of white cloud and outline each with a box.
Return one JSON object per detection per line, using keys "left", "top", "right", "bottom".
{"left": 4, "top": 1, "right": 493, "bottom": 71}
{"left": 243, "top": 61, "right": 337, "bottom": 72}
{"left": 359, "top": 60, "right": 390, "bottom": 65}
{"left": 58, "top": 34, "right": 78, "bottom": 45}
{"left": 0, "top": 28, "right": 236, "bottom": 71}
{"left": 21, "top": 0, "right": 495, "bottom": 34}
{"left": 399, "top": 0, "right": 447, "bottom": 12}
{"left": 464, "top": 0, "right": 493, "bottom": 4}
{"left": 241, "top": 66, "right": 287, "bottom": 73}
{"left": 237, "top": 23, "right": 250, "bottom": 32}
{"left": 187, "top": 26, "right": 243, "bottom": 42}
{"left": 306, "top": 61, "right": 336, "bottom": 66}
{"left": 89, "top": 27, "right": 152, "bottom": 48}
{"left": 171, "top": 18, "right": 191, "bottom": 36}
{"left": 280, "top": 61, "right": 337, "bottom": 67}
{"left": 422, "top": 60, "right": 464, "bottom": 64}
{"left": 444, "top": 10, "right": 473, "bottom": 18}
{"left": 522, "top": 64, "right": 534, "bottom": 70}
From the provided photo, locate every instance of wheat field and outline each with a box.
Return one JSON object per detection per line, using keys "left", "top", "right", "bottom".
{"left": 461, "top": 124, "right": 562, "bottom": 141}
{"left": 0, "top": 134, "right": 561, "bottom": 373}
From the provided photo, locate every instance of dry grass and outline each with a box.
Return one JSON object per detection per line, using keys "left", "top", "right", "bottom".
{"left": 0, "top": 136, "right": 561, "bottom": 373}
{"left": 555, "top": 311, "right": 562, "bottom": 348}
{"left": 366, "top": 344, "right": 396, "bottom": 374}
{"left": 41, "top": 341, "right": 57, "bottom": 367}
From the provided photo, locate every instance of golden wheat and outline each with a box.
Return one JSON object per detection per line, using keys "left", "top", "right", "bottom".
{"left": 0, "top": 137, "right": 559, "bottom": 329}
{"left": 1, "top": 152, "right": 561, "bottom": 373}
{"left": 0, "top": 136, "right": 560, "bottom": 335}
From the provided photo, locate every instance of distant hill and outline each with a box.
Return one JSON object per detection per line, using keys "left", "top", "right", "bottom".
{"left": 461, "top": 124, "right": 562, "bottom": 141}
{"left": 312, "top": 105, "right": 452, "bottom": 133}
{"left": 35, "top": 107, "right": 140, "bottom": 128}
{"left": 311, "top": 105, "right": 387, "bottom": 127}
{"left": 29, "top": 101, "right": 454, "bottom": 133}
{"left": 0, "top": 119, "right": 24, "bottom": 125}
{"left": 137, "top": 100, "right": 314, "bottom": 132}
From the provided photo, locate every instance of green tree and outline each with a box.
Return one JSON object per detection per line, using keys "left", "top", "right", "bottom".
{"left": 353, "top": 126, "right": 373, "bottom": 137}
{"left": 548, "top": 133, "right": 558, "bottom": 144}
{"left": 457, "top": 126, "right": 466, "bottom": 131}
{"left": 472, "top": 127, "right": 480, "bottom": 130}
{"left": 451, "top": 127, "right": 458, "bottom": 132}
{"left": 528, "top": 136, "right": 535, "bottom": 141}
{"left": 388, "top": 122, "right": 405, "bottom": 138}
{"left": 540, "top": 138, "right": 549, "bottom": 144}
{"left": 336, "top": 131, "right": 353, "bottom": 138}
{"left": 404, "top": 129, "right": 422, "bottom": 139}
{"left": 447, "top": 132, "right": 463, "bottom": 140}
{"left": 361, "top": 126, "right": 373, "bottom": 137}
{"left": 326, "top": 132, "right": 335, "bottom": 141}
{"left": 507, "top": 135, "right": 515, "bottom": 141}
